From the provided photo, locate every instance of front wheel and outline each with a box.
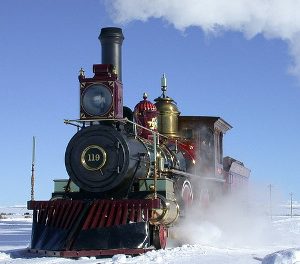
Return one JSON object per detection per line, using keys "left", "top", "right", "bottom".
{"left": 151, "top": 225, "right": 168, "bottom": 249}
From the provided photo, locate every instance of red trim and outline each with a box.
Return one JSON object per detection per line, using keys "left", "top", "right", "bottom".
{"left": 106, "top": 201, "right": 116, "bottom": 227}
{"left": 121, "top": 203, "right": 128, "bottom": 225}
{"left": 114, "top": 203, "right": 122, "bottom": 225}
{"left": 129, "top": 204, "right": 135, "bottom": 222}
{"left": 137, "top": 204, "right": 142, "bottom": 222}
{"left": 99, "top": 202, "right": 110, "bottom": 227}
{"left": 65, "top": 201, "right": 82, "bottom": 228}
{"left": 83, "top": 202, "right": 97, "bottom": 230}
{"left": 28, "top": 248, "right": 154, "bottom": 258}
{"left": 60, "top": 202, "right": 73, "bottom": 228}
{"left": 53, "top": 201, "right": 64, "bottom": 227}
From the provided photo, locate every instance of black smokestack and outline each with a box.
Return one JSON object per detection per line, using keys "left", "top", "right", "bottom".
{"left": 99, "top": 27, "right": 124, "bottom": 82}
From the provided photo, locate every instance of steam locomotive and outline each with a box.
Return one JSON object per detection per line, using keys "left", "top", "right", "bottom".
{"left": 27, "top": 27, "right": 250, "bottom": 257}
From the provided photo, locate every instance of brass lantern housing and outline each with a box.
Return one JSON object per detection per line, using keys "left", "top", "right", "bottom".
{"left": 154, "top": 96, "right": 180, "bottom": 137}
{"left": 79, "top": 64, "right": 123, "bottom": 120}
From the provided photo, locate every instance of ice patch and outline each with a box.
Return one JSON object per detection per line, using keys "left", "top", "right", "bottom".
{"left": 262, "top": 248, "right": 300, "bottom": 264}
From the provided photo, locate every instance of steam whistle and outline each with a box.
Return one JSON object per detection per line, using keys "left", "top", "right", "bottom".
{"left": 161, "top": 73, "right": 167, "bottom": 98}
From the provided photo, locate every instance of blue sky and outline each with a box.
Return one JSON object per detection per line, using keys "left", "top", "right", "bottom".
{"left": 0, "top": 0, "right": 300, "bottom": 205}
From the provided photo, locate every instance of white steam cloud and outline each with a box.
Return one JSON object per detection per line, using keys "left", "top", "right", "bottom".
{"left": 171, "top": 184, "right": 286, "bottom": 249}
{"left": 107, "top": 0, "right": 300, "bottom": 77}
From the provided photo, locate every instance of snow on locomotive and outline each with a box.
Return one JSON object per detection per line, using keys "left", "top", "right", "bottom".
{"left": 27, "top": 27, "right": 250, "bottom": 257}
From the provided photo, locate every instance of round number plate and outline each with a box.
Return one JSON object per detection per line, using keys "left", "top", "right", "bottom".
{"left": 81, "top": 145, "right": 107, "bottom": 171}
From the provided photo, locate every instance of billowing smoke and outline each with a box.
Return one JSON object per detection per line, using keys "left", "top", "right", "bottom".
{"left": 106, "top": 0, "right": 300, "bottom": 77}
{"left": 171, "top": 183, "right": 285, "bottom": 248}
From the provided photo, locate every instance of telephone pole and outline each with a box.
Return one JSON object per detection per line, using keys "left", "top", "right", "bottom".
{"left": 268, "top": 184, "right": 273, "bottom": 220}
{"left": 290, "top": 192, "right": 293, "bottom": 218}
{"left": 31, "top": 136, "right": 36, "bottom": 201}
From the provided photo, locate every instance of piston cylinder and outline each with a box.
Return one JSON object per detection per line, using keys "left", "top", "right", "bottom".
{"left": 146, "top": 194, "right": 179, "bottom": 227}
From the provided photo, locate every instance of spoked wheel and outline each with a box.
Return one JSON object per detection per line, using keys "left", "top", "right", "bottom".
{"left": 152, "top": 225, "right": 168, "bottom": 249}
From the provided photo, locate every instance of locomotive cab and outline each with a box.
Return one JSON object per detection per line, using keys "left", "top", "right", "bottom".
{"left": 178, "top": 116, "right": 232, "bottom": 201}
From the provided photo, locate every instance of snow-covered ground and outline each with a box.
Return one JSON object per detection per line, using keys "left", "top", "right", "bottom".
{"left": 1, "top": 205, "right": 300, "bottom": 264}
